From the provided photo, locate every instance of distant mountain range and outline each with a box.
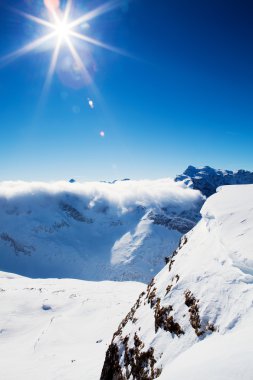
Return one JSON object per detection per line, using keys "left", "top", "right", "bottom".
{"left": 175, "top": 165, "right": 253, "bottom": 197}
{"left": 0, "top": 166, "right": 252, "bottom": 283}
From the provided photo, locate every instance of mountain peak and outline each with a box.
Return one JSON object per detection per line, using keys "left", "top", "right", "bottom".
{"left": 175, "top": 165, "right": 253, "bottom": 197}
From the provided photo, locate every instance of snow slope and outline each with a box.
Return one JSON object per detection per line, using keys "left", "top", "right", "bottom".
{"left": 0, "top": 271, "right": 145, "bottom": 380}
{"left": 175, "top": 165, "right": 253, "bottom": 197}
{"left": 0, "top": 179, "right": 203, "bottom": 282}
{"left": 101, "top": 184, "right": 253, "bottom": 379}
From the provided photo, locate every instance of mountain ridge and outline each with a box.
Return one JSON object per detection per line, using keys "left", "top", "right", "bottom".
{"left": 175, "top": 165, "right": 253, "bottom": 197}
{"left": 100, "top": 184, "right": 253, "bottom": 380}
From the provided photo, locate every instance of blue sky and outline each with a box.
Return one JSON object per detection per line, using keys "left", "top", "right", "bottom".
{"left": 0, "top": 0, "right": 252, "bottom": 181}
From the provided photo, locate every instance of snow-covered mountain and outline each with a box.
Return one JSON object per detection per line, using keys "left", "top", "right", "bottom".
{"left": 0, "top": 271, "right": 145, "bottom": 380}
{"left": 175, "top": 165, "right": 253, "bottom": 197}
{"left": 0, "top": 179, "right": 203, "bottom": 282}
{"left": 101, "top": 184, "right": 253, "bottom": 380}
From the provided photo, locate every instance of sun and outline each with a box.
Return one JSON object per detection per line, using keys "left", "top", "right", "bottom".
{"left": 54, "top": 20, "right": 70, "bottom": 41}
{"left": 1, "top": 0, "right": 126, "bottom": 95}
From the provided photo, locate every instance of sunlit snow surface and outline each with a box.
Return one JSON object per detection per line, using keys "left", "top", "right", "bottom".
{"left": 102, "top": 184, "right": 253, "bottom": 379}
{"left": 0, "top": 272, "right": 145, "bottom": 380}
{"left": 0, "top": 185, "right": 252, "bottom": 380}
{"left": 0, "top": 179, "right": 203, "bottom": 282}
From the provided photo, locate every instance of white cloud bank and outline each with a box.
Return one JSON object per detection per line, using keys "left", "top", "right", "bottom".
{"left": 0, "top": 178, "right": 203, "bottom": 213}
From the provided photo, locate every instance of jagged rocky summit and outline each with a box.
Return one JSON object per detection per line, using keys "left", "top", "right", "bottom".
{"left": 100, "top": 184, "right": 253, "bottom": 380}
{"left": 175, "top": 165, "right": 253, "bottom": 197}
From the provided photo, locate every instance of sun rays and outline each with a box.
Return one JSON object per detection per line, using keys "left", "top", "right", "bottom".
{"left": 0, "top": 0, "right": 125, "bottom": 97}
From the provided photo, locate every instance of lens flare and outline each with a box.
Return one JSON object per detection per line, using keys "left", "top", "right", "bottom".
{"left": 88, "top": 99, "right": 94, "bottom": 109}
{"left": 44, "top": 0, "right": 60, "bottom": 12}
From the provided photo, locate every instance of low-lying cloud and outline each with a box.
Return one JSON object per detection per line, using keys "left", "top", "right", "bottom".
{"left": 0, "top": 179, "right": 203, "bottom": 213}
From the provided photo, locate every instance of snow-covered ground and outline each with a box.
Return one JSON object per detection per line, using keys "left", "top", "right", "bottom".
{"left": 1, "top": 182, "right": 252, "bottom": 380}
{"left": 0, "top": 179, "right": 203, "bottom": 282}
{"left": 159, "top": 311, "right": 253, "bottom": 380}
{"left": 0, "top": 272, "right": 145, "bottom": 380}
{"left": 101, "top": 184, "right": 253, "bottom": 379}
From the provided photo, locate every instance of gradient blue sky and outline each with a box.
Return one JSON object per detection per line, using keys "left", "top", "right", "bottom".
{"left": 0, "top": 0, "right": 252, "bottom": 181}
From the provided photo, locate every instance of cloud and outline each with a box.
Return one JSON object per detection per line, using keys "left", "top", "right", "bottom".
{"left": 0, "top": 179, "right": 203, "bottom": 214}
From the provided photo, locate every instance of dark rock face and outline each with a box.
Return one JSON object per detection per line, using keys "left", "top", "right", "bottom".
{"left": 154, "top": 299, "right": 184, "bottom": 336}
{"left": 100, "top": 233, "right": 217, "bottom": 380}
{"left": 100, "top": 290, "right": 162, "bottom": 380}
{"left": 0, "top": 233, "right": 35, "bottom": 256}
{"left": 100, "top": 343, "right": 124, "bottom": 380}
{"left": 101, "top": 340, "right": 161, "bottom": 380}
{"left": 175, "top": 165, "right": 253, "bottom": 197}
{"left": 59, "top": 202, "right": 93, "bottom": 223}
{"left": 147, "top": 210, "right": 199, "bottom": 234}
